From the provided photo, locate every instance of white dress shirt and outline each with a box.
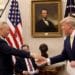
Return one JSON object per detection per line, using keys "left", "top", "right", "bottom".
{"left": 43, "top": 18, "right": 49, "bottom": 26}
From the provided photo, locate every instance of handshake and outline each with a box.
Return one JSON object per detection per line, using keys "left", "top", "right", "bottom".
{"left": 31, "top": 53, "right": 48, "bottom": 66}
{"left": 35, "top": 56, "right": 47, "bottom": 66}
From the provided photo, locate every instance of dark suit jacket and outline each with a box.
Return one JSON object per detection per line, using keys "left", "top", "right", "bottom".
{"left": 36, "top": 19, "right": 58, "bottom": 32}
{"left": 50, "top": 36, "right": 75, "bottom": 64}
{"left": 0, "top": 38, "right": 30, "bottom": 75}
{"left": 15, "top": 56, "right": 38, "bottom": 75}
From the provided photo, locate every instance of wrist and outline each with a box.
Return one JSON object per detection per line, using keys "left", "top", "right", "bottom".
{"left": 46, "top": 58, "right": 51, "bottom": 65}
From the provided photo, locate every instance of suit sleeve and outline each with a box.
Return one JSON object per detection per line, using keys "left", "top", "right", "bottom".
{"left": 15, "top": 59, "right": 22, "bottom": 73}
{"left": 0, "top": 40, "right": 30, "bottom": 58}
{"left": 31, "top": 57, "right": 38, "bottom": 69}
{"left": 15, "top": 57, "right": 24, "bottom": 74}
{"left": 50, "top": 41, "right": 68, "bottom": 64}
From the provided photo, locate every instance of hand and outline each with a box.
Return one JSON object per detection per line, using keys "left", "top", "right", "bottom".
{"left": 70, "top": 61, "right": 75, "bottom": 67}
{"left": 31, "top": 53, "right": 41, "bottom": 59}
{"left": 35, "top": 56, "right": 47, "bottom": 66}
{"left": 22, "top": 71, "right": 30, "bottom": 75}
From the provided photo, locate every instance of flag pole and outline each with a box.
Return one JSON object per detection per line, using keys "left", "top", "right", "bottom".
{"left": 70, "top": 0, "right": 72, "bottom": 16}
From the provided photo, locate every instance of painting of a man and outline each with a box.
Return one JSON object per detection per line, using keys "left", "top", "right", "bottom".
{"left": 32, "top": 0, "right": 62, "bottom": 37}
{"left": 35, "top": 9, "right": 58, "bottom": 32}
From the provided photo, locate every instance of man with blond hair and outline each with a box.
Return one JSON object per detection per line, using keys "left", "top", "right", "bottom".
{"left": 36, "top": 16, "right": 75, "bottom": 75}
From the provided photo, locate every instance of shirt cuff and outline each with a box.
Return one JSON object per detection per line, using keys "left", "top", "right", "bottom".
{"left": 46, "top": 58, "right": 51, "bottom": 65}
{"left": 22, "top": 70, "right": 39, "bottom": 75}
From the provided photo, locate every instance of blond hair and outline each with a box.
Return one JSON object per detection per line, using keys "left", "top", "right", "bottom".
{"left": 60, "top": 16, "right": 75, "bottom": 28}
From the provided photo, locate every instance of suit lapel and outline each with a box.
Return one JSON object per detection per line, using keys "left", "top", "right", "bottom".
{"left": 67, "top": 36, "right": 71, "bottom": 50}
{"left": 72, "top": 36, "right": 75, "bottom": 49}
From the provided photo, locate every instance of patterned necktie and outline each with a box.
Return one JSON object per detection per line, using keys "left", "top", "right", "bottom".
{"left": 27, "top": 59, "right": 33, "bottom": 71}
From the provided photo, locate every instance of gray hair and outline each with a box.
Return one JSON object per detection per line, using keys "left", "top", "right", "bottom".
{"left": 60, "top": 16, "right": 75, "bottom": 28}
{"left": 0, "top": 22, "right": 8, "bottom": 29}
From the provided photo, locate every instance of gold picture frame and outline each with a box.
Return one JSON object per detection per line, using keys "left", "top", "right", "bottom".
{"left": 31, "top": 0, "right": 62, "bottom": 38}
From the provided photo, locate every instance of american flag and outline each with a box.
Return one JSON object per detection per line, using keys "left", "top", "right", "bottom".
{"left": 64, "top": 0, "right": 75, "bottom": 17}
{"left": 7, "top": 0, "right": 23, "bottom": 48}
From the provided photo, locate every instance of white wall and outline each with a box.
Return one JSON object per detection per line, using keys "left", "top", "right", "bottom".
{"left": 0, "top": 0, "right": 68, "bottom": 55}
{"left": 0, "top": 0, "right": 70, "bottom": 75}
{"left": 0, "top": 0, "right": 67, "bottom": 56}
{"left": 21, "top": 0, "right": 67, "bottom": 57}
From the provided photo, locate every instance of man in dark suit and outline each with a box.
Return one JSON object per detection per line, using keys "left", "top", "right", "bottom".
{"left": 15, "top": 44, "right": 39, "bottom": 75}
{"left": 36, "top": 16, "right": 75, "bottom": 75}
{"left": 36, "top": 9, "right": 58, "bottom": 32}
{"left": 0, "top": 22, "right": 33, "bottom": 75}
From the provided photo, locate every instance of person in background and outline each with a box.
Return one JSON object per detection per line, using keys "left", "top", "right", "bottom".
{"left": 39, "top": 43, "right": 48, "bottom": 58}
{"left": 36, "top": 9, "right": 57, "bottom": 32}
{"left": 15, "top": 44, "right": 39, "bottom": 75}
{"left": 36, "top": 16, "right": 75, "bottom": 75}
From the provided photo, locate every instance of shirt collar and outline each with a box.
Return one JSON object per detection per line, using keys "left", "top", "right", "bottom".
{"left": 42, "top": 18, "right": 48, "bottom": 21}
{"left": 0, "top": 36, "right": 5, "bottom": 40}
{"left": 70, "top": 30, "right": 75, "bottom": 37}
{"left": 0, "top": 36, "right": 8, "bottom": 43}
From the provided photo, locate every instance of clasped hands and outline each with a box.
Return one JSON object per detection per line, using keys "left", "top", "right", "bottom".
{"left": 35, "top": 56, "right": 47, "bottom": 66}
{"left": 31, "top": 53, "right": 47, "bottom": 66}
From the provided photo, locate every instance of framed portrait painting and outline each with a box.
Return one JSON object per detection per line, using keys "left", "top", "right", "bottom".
{"left": 31, "top": 0, "right": 62, "bottom": 38}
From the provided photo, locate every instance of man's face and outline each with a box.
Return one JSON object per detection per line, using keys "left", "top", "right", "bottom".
{"left": 22, "top": 46, "right": 30, "bottom": 52}
{"left": 2, "top": 25, "right": 10, "bottom": 38}
{"left": 41, "top": 10, "right": 48, "bottom": 18}
{"left": 61, "top": 22, "right": 72, "bottom": 36}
